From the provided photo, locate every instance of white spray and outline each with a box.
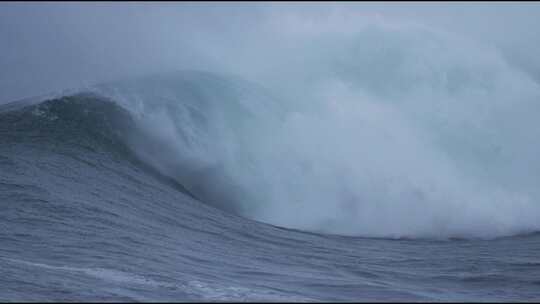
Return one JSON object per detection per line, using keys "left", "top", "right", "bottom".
{"left": 91, "top": 19, "right": 540, "bottom": 239}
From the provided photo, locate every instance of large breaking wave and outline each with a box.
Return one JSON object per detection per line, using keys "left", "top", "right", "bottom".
{"left": 9, "top": 21, "right": 540, "bottom": 239}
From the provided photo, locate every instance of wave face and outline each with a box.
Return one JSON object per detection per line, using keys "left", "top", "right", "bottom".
{"left": 84, "top": 24, "right": 540, "bottom": 240}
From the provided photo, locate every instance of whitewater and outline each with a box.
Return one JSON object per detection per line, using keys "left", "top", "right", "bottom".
{"left": 2, "top": 15, "right": 540, "bottom": 301}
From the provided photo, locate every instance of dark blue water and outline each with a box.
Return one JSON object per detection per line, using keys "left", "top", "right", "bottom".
{"left": 1, "top": 86, "right": 540, "bottom": 302}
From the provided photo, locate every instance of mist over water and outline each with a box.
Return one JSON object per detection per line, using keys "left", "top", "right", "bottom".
{"left": 3, "top": 3, "right": 540, "bottom": 239}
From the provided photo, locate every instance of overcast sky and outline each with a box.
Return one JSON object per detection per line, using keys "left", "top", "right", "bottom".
{"left": 1, "top": 2, "right": 540, "bottom": 103}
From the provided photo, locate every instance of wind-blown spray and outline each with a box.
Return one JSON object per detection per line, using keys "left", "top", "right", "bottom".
{"left": 86, "top": 20, "right": 540, "bottom": 239}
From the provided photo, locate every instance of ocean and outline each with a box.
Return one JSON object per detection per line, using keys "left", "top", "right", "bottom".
{"left": 1, "top": 69, "right": 540, "bottom": 301}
